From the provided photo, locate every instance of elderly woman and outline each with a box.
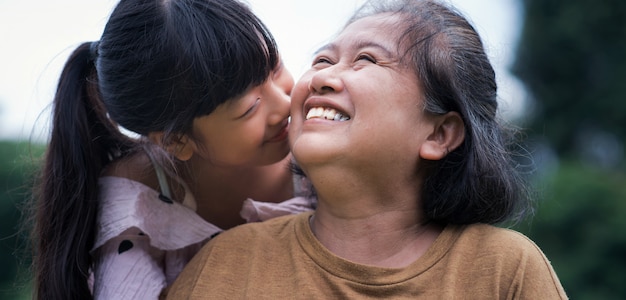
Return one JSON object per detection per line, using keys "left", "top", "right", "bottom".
{"left": 165, "top": 0, "right": 567, "bottom": 298}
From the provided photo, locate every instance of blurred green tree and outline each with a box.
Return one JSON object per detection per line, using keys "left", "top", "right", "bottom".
{"left": 0, "top": 141, "right": 44, "bottom": 299}
{"left": 513, "top": 0, "right": 626, "bottom": 167}
{"left": 516, "top": 162, "right": 626, "bottom": 299}
{"left": 512, "top": 0, "right": 626, "bottom": 299}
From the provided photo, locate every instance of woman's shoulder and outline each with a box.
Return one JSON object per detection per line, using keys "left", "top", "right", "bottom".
{"left": 201, "top": 212, "right": 308, "bottom": 256}
{"left": 449, "top": 224, "right": 567, "bottom": 298}
{"left": 457, "top": 223, "right": 542, "bottom": 253}
{"left": 218, "top": 212, "right": 306, "bottom": 242}
{"left": 451, "top": 223, "right": 557, "bottom": 274}
{"left": 474, "top": 223, "right": 537, "bottom": 244}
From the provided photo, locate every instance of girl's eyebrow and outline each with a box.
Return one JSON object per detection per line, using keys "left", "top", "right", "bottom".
{"left": 274, "top": 58, "right": 284, "bottom": 72}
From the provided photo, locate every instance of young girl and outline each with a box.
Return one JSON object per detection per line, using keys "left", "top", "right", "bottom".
{"left": 165, "top": 0, "right": 567, "bottom": 298}
{"left": 30, "top": 0, "right": 312, "bottom": 299}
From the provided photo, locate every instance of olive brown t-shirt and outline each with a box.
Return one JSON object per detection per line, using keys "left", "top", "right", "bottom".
{"left": 166, "top": 211, "right": 567, "bottom": 299}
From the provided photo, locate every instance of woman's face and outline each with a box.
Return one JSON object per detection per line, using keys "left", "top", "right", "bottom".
{"left": 289, "top": 14, "right": 436, "bottom": 171}
{"left": 189, "top": 60, "right": 294, "bottom": 167}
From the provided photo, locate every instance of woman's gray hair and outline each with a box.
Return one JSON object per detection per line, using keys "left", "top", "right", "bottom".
{"left": 347, "top": 0, "right": 532, "bottom": 225}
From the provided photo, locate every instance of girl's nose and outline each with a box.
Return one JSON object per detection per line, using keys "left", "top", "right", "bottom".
{"left": 267, "top": 71, "right": 293, "bottom": 125}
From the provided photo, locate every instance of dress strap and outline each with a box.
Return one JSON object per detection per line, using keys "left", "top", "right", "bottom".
{"left": 144, "top": 148, "right": 173, "bottom": 202}
{"left": 144, "top": 145, "right": 197, "bottom": 210}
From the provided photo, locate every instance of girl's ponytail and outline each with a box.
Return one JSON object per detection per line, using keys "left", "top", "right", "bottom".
{"left": 32, "top": 42, "right": 134, "bottom": 299}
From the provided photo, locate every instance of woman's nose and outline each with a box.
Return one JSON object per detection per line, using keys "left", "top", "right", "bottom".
{"left": 309, "top": 64, "right": 344, "bottom": 94}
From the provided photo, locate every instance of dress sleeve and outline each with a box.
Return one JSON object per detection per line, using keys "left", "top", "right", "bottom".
{"left": 92, "top": 177, "right": 221, "bottom": 299}
{"left": 92, "top": 228, "right": 166, "bottom": 300}
{"left": 240, "top": 196, "right": 315, "bottom": 222}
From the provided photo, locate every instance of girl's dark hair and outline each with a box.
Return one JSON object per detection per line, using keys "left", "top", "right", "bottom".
{"left": 348, "top": 0, "right": 532, "bottom": 225}
{"left": 30, "top": 0, "right": 279, "bottom": 298}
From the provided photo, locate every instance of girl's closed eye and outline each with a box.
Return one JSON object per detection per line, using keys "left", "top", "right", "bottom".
{"left": 239, "top": 98, "right": 261, "bottom": 118}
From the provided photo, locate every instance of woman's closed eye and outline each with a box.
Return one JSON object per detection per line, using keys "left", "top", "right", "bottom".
{"left": 313, "top": 56, "right": 333, "bottom": 66}
{"left": 356, "top": 54, "right": 376, "bottom": 63}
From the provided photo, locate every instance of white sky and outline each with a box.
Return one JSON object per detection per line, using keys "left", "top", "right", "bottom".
{"left": 0, "top": 0, "right": 525, "bottom": 142}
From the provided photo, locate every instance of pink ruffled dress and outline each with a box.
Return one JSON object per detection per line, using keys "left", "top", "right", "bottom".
{"left": 89, "top": 171, "right": 313, "bottom": 299}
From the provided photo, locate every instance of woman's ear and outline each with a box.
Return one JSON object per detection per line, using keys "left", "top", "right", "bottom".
{"left": 419, "top": 111, "right": 465, "bottom": 160}
{"left": 148, "top": 132, "right": 195, "bottom": 161}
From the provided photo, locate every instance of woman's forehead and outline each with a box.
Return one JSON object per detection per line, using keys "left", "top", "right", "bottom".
{"left": 324, "top": 14, "right": 403, "bottom": 51}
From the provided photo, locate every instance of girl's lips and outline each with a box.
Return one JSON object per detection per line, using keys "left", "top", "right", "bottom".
{"left": 266, "top": 122, "right": 289, "bottom": 143}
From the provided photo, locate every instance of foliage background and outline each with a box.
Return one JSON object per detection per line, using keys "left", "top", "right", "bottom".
{"left": 0, "top": 141, "right": 43, "bottom": 299}
{"left": 510, "top": 0, "right": 626, "bottom": 298}
{"left": 1, "top": 0, "right": 625, "bottom": 299}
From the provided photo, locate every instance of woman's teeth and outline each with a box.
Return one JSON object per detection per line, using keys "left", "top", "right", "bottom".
{"left": 305, "top": 107, "right": 350, "bottom": 121}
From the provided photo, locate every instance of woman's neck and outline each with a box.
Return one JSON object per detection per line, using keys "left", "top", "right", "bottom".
{"left": 306, "top": 166, "right": 441, "bottom": 268}
{"left": 310, "top": 208, "right": 442, "bottom": 268}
